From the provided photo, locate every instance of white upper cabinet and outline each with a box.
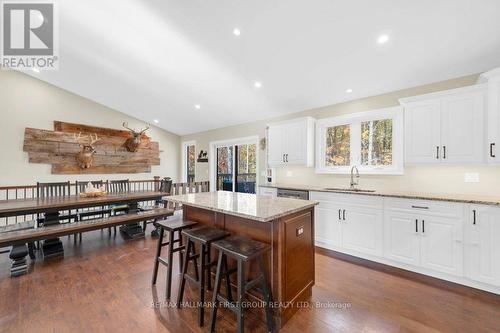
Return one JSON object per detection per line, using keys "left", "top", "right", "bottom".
{"left": 400, "top": 85, "right": 486, "bottom": 164}
{"left": 480, "top": 67, "right": 500, "bottom": 163}
{"left": 267, "top": 117, "right": 315, "bottom": 167}
{"left": 404, "top": 100, "right": 441, "bottom": 163}
{"left": 441, "top": 92, "right": 485, "bottom": 163}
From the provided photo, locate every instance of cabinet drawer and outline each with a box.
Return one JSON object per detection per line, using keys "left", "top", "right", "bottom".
{"left": 310, "top": 191, "right": 383, "bottom": 209}
{"left": 384, "top": 197, "right": 464, "bottom": 218}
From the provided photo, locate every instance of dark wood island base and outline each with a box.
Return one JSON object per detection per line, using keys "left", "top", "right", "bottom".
{"left": 182, "top": 204, "right": 315, "bottom": 328}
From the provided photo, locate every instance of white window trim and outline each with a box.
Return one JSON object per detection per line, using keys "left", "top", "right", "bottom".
{"left": 208, "top": 135, "right": 259, "bottom": 192}
{"left": 315, "top": 106, "right": 404, "bottom": 175}
{"left": 181, "top": 140, "right": 196, "bottom": 183}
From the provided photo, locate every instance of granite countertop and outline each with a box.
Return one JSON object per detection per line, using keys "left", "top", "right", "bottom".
{"left": 260, "top": 183, "right": 500, "bottom": 206}
{"left": 166, "top": 191, "right": 318, "bottom": 222}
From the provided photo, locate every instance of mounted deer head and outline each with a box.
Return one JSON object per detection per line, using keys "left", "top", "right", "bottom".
{"left": 122, "top": 122, "right": 150, "bottom": 152}
{"left": 74, "top": 132, "right": 100, "bottom": 169}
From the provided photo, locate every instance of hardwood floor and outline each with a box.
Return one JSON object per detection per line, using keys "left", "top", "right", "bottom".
{"left": 0, "top": 227, "right": 498, "bottom": 333}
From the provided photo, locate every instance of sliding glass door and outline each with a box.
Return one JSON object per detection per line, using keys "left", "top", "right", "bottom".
{"left": 216, "top": 146, "right": 233, "bottom": 191}
{"left": 235, "top": 144, "right": 257, "bottom": 193}
{"left": 215, "top": 140, "right": 257, "bottom": 194}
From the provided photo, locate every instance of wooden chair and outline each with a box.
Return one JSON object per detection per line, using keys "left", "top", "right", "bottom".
{"left": 107, "top": 180, "right": 130, "bottom": 234}
{"left": 145, "top": 178, "right": 173, "bottom": 236}
{"left": 75, "top": 180, "right": 111, "bottom": 239}
{"left": 36, "top": 181, "right": 71, "bottom": 258}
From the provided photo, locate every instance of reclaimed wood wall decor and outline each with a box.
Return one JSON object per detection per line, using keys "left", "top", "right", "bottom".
{"left": 23, "top": 121, "right": 160, "bottom": 174}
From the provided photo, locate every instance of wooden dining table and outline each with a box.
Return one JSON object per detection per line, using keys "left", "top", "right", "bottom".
{"left": 0, "top": 191, "right": 171, "bottom": 254}
{"left": 0, "top": 191, "right": 166, "bottom": 219}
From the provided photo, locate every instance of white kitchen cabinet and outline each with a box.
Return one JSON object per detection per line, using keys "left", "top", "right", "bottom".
{"left": 315, "top": 201, "right": 342, "bottom": 248}
{"left": 465, "top": 205, "right": 500, "bottom": 286}
{"left": 258, "top": 186, "right": 277, "bottom": 197}
{"left": 401, "top": 85, "right": 486, "bottom": 164}
{"left": 383, "top": 211, "right": 421, "bottom": 266}
{"left": 267, "top": 117, "right": 315, "bottom": 167}
{"left": 404, "top": 100, "right": 441, "bottom": 164}
{"left": 419, "top": 215, "right": 463, "bottom": 276}
{"left": 441, "top": 92, "right": 484, "bottom": 163}
{"left": 342, "top": 205, "right": 383, "bottom": 257}
{"left": 384, "top": 198, "right": 464, "bottom": 277}
{"left": 310, "top": 191, "right": 383, "bottom": 256}
{"left": 480, "top": 67, "right": 500, "bottom": 163}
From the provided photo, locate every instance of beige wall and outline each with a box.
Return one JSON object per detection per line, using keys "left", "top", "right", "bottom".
{"left": 0, "top": 69, "right": 180, "bottom": 186}
{"left": 182, "top": 73, "right": 500, "bottom": 196}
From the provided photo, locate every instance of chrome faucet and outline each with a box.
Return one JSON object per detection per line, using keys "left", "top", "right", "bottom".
{"left": 350, "top": 165, "right": 359, "bottom": 189}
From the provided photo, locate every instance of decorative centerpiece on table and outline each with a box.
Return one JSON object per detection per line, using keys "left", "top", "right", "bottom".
{"left": 79, "top": 182, "right": 107, "bottom": 198}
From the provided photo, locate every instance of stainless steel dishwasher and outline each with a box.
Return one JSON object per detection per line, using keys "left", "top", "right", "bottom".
{"left": 277, "top": 188, "right": 309, "bottom": 200}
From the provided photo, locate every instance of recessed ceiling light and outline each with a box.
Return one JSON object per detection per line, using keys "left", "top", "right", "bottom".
{"left": 377, "top": 34, "right": 389, "bottom": 44}
{"left": 345, "top": 88, "right": 353, "bottom": 93}
{"left": 153, "top": 119, "right": 159, "bottom": 124}
{"left": 194, "top": 104, "right": 201, "bottom": 109}
{"left": 254, "top": 81, "right": 262, "bottom": 88}
{"left": 32, "top": 68, "right": 40, "bottom": 73}
{"left": 233, "top": 28, "right": 241, "bottom": 36}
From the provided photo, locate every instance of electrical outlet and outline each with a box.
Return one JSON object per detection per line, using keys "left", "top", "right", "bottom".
{"left": 464, "top": 173, "right": 480, "bottom": 183}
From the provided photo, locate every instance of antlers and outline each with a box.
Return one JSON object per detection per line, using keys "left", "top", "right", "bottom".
{"left": 122, "top": 122, "right": 150, "bottom": 135}
{"left": 73, "top": 132, "right": 100, "bottom": 146}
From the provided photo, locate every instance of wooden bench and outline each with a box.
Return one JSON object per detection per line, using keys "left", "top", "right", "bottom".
{"left": 0, "top": 208, "right": 174, "bottom": 248}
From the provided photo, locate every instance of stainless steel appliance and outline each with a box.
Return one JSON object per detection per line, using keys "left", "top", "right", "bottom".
{"left": 277, "top": 188, "right": 309, "bottom": 200}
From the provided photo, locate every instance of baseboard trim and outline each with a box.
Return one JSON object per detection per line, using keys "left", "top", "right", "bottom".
{"left": 315, "top": 246, "right": 500, "bottom": 305}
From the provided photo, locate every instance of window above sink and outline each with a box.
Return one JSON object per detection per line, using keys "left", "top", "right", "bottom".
{"left": 316, "top": 106, "right": 404, "bottom": 175}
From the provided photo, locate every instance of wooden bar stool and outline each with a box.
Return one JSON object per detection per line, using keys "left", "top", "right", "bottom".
{"left": 209, "top": 236, "right": 274, "bottom": 333}
{"left": 176, "top": 226, "right": 230, "bottom": 327}
{"left": 151, "top": 217, "right": 198, "bottom": 299}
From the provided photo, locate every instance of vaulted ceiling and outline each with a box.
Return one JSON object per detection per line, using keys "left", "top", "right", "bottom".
{"left": 26, "top": 0, "right": 500, "bottom": 135}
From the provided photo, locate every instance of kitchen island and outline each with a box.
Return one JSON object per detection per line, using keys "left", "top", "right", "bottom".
{"left": 166, "top": 191, "right": 318, "bottom": 328}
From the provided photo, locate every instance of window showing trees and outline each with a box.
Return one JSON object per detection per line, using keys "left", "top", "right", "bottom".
{"left": 325, "top": 124, "right": 350, "bottom": 166}
{"left": 361, "top": 119, "right": 393, "bottom": 166}
{"left": 316, "top": 107, "right": 403, "bottom": 174}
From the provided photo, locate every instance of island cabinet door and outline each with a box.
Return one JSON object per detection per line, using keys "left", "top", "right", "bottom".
{"left": 282, "top": 209, "right": 315, "bottom": 303}
{"left": 341, "top": 205, "right": 383, "bottom": 257}
{"left": 314, "top": 201, "right": 342, "bottom": 249}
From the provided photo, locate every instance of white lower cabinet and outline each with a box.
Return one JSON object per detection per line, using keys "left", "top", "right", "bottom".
{"left": 383, "top": 212, "right": 421, "bottom": 266}
{"left": 315, "top": 202, "right": 342, "bottom": 248}
{"left": 419, "top": 216, "right": 463, "bottom": 276}
{"left": 342, "top": 205, "right": 383, "bottom": 256}
{"left": 383, "top": 199, "right": 464, "bottom": 277}
{"left": 312, "top": 191, "right": 500, "bottom": 293}
{"left": 465, "top": 205, "right": 500, "bottom": 287}
{"left": 310, "top": 192, "right": 383, "bottom": 257}
{"left": 258, "top": 186, "right": 277, "bottom": 197}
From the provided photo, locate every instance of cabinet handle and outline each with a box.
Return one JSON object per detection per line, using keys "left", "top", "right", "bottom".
{"left": 338, "top": 209, "right": 341, "bottom": 221}
{"left": 490, "top": 143, "right": 496, "bottom": 158}
{"left": 282, "top": 154, "right": 285, "bottom": 162}
{"left": 436, "top": 146, "right": 440, "bottom": 159}
{"left": 411, "top": 205, "right": 429, "bottom": 210}
{"left": 443, "top": 146, "right": 446, "bottom": 159}
{"left": 343, "top": 209, "right": 346, "bottom": 221}
{"left": 415, "top": 219, "right": 418, "bottom": 233}
{"left": 473, "top": 209, "right": 476, "bottom": 225}
{"left": 285, "top": 154, "right": 288, "bottom": 162}
{"left": 422, "top": 220, "right": 425, "bottom": 233}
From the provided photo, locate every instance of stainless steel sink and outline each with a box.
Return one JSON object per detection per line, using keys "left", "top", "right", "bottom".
{"left": 323, "top": 188, "right": 376, "bottom": 193}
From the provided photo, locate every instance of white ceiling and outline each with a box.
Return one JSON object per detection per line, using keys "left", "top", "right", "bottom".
{"left": 27, "top": 0, "right": 500, "bottom": 135}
